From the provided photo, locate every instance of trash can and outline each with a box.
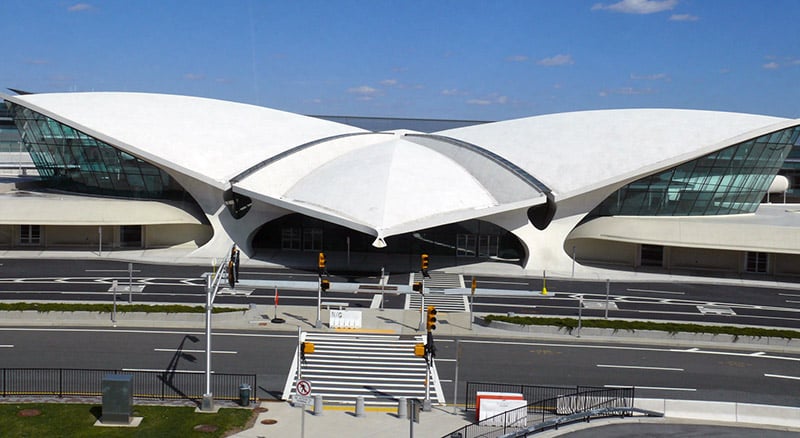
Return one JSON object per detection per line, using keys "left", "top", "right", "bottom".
{"left": 239, "top": 383, "right": 252, "bottom": 406}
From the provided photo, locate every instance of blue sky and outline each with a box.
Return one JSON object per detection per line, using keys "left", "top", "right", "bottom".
{"left": 3, "top": 0, "right": 799, "bottom": 120}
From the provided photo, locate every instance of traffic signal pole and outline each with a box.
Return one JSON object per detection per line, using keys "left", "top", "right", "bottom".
{"left": 418, "top": 277, "right": 425, "bottom": 331}
{"left": 315, "top": 276, "right": 322, "bottom": 329}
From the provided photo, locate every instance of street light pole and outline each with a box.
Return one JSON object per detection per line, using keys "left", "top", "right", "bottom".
{"left": 202, "top": 273, "right": 214, "bottom": 411}
{"left": 201, "top": 245, "right": 233, "bottom": 412}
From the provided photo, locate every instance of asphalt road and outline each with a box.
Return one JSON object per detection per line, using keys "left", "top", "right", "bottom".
{"left": 0, "top": 259, "right": 798, "bottom": 329}
{"left": 1, "top": 328, "right": 798, "bottom": 407}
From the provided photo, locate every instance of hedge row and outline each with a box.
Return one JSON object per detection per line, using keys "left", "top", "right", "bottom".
{"left": 483, "top": 314, "right": 800, "bottom": 340}
{"left": 0, "top": 302, "right": 244, "bottom": 314}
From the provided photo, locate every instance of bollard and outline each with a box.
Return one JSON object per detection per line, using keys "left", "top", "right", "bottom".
{"left": 397, "top": 397, "right": 407, "bottom": 418}
{"left": 313, "top": 394, "right": 324, "bottom": 415}
{"left": 355, "top": 396, "right": 365, "bottom": 417}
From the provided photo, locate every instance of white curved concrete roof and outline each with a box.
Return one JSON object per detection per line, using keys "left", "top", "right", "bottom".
{"left": 5, "top": 92, "right": 365, "bottom": 188}
{"left": 233, "top": 131, "right": 546, "bottom": 239}
{"left": 440, "top": 109, "right": 796, "bottom": 199}
{"left": 7, "top": 92, "right": 799, "bottom": 241}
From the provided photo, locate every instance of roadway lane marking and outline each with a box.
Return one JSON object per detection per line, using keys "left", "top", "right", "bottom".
{"left": 605, "top": 385, "right": 696, "bottom": 392}
{"left": 626, "top": 288, "right": 685, "bottom": 295}
{"left": 85, "top": 269, "right": 142, "bottom": 273}
{"left": 0, "top": 344, "right": 13, "bottom": 348}
{"left": 764, "top": 373, "right": 800, "bottom": 381}
{"left": 478, "top": 280, "right": 530, "bottom": 286}
{"left": 597, "top": 364, "right": 683, "bottom": 371}
{"left": 779, "top": 293, "right": 800, "bottom": 297}
{"left": 461, "top": 340, "right": 800, "bottom": 362}
{"left": 670, "top": 347, "right": 800, "bottom": 362}
{"left": 0, "top": 327, "right": 297, "bottom": 338}
{"left": 786, "top": 300, "right": 800, "bottom": 304}
{"left": 154, "top": 348, "right": 237, "bottom": 354}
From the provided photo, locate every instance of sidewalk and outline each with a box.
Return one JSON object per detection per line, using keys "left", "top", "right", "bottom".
{"left": 236, "top": 401, "right": 471, "bottom": 438}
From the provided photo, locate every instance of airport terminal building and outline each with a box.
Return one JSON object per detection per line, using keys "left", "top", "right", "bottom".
{"left": 2, "top": 91, "right": 800, "bottom": 278}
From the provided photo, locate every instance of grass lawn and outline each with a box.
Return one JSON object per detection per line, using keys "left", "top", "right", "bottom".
{"left": 0, "top": 403, "right": 255, "bottom": 437}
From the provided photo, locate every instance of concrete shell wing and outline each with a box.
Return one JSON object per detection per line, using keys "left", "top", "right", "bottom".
{"left": 7, "top": 92, "right": 366, "bottom": 188}
{"left": 440, "top": 109, "right": 792, "bottom": 199}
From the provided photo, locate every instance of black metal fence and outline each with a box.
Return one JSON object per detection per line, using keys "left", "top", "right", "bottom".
{"left": 464, "top": 382, "right": 604, "bottom": 413}
{"left": 0, "top": 368, "right": 257, "bottom": 402}
{"left": 451, "top": 383, "right": 636, "bottom": 438}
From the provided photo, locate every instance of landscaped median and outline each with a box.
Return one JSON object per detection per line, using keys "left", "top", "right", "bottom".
{"left": 481, "top": 314, "right": 800, "bottom": 345}
{"left": 0, "top": 302, "right": 252, "bottom": 327}
{"left": 0, "top": 302, "right": 245, "bottom": 314}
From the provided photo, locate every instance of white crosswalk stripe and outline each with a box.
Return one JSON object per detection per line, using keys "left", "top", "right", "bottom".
{"left": 411, "top": 271, "right": 463, "bottom": 289}
{"left": 406, "top": 294, "right": 469, "bottom": 312}
{"left": 283, "top": 332, "right": 445, "bottom": 406}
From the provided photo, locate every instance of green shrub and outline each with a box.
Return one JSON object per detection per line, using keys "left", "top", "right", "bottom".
{"left": 0, "top": 302, "right": 244, "bottom": 314}
{"left": 483, "top": 314, "right": 800, "bottom": 340}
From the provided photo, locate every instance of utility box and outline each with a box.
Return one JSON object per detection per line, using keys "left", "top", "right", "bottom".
{"left": 102, "top": 374, "right": 133, "bottom": 424}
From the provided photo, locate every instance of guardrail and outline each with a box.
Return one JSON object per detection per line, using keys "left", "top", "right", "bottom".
{"left": 0, "top": 368, "right": 257, "bottom": 402}
{"left": 449, "top": 383, "right": 645, "bottom": 438}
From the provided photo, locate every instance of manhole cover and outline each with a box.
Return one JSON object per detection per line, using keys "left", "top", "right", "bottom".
{"left": 193, "top": 424, "right": 219, "bottom": 433}
{"left": 260, "top": 419, "right": 278, "bottom": 425}
{"left": 18, "top": 409, "right": 41, "bottom": 417}
{"left": 253, "top": 407, "right": 269, "bottom": 413}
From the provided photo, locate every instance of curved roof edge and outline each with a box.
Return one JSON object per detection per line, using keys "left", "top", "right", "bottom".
{"left": 439, "top": 108, "right": 795, "bottom": 198}
{"left": 3, "top": 92, "right": 367, "bottom": 189}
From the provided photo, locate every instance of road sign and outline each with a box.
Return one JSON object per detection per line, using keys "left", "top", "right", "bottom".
{"left": 293, "top": 394, "right": 313, "bottom": 406}
{"left": 296, "top": 379, "right": 312, "bottom": 396}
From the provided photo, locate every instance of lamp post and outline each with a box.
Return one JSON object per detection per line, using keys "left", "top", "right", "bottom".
{"left": 201, "top": 245, "right": 233, "bottom": 412}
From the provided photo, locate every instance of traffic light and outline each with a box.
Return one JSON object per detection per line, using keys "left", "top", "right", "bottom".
{"left": 301, "top": 341, "right": 314, "bottom": 362}
{"left": 426, "top": 305, "right": 437, "bottom": 331}
{"left": 318, "top": 252, "right": 326, "bottom": 276}
{"left": 412, "top": 282, "right": 422, "bottom": 293}
{"left": 414, "top": 343, "right": 426, "bottom": 357}
{"left": 320, "top": 278, "right": 330, "bottom": 291}
{"left": 421, "top": 254, "right": 430, "bottom": 278}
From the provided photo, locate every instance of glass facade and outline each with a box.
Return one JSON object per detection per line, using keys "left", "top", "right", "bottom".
{"left": 590, "top": 126, "right": 800, "bottom": 217}
{"left": 7, "top": 102, "right": 188, "bottom": 200}
{"left": 254, "top": 213, "right": 525, "bottom": 261}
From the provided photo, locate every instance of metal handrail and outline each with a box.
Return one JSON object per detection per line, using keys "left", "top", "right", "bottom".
{"left": 446, "top": 385, "right": 652, "bottom": 438}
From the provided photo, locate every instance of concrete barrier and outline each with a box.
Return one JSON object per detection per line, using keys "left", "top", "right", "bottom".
{"left": 635, "top": 398, "right": 800, "bottom": 429}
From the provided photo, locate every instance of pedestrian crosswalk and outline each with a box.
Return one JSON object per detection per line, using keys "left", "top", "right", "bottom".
{"left": 406, "top": 293, "right": 470, "bottom": 312}
{"left": 282, "top": 332, "right": 445, "bottom": 406}
{"left": 412, "top": 271, "right": 463, "bottom": 290}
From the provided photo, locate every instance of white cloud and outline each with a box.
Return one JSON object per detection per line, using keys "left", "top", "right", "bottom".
{"left": 347, "top": 85, "right": 382, "bottom": 101}
{"left": 507, "top": 55, "right": 529, "bottom": 62}
{"left": 68, "top": 3, "right": 93, "bottom": 12}
{"left": 670, "top": 13, "right": 698, "bottom": 21}
{"left": 592, "top": 0, "right": 677, "bottom": 14}
{"left": 467, "top": 94, "right": 508, "bottom": 105}
{"left": 630, "top": 72, "right": 670, "bottom": 81}
{"left": 599, "top": 87, "right": 655, "bottom": 96}
{"left": 347, "top": 85, "right": 379, "bottom": 95}
{"left": 380, "top": 79, "right": 398, "bottom": 86}
{"left": 183, "top": 73, "right": 205, "bottom": 81}
{"left": 25, "top": 59, "right": 49, "bottom": 65}
{"left": 763, "top": 62, "right": 780, "bottom": 70}
{"left": 537, "top": 54, "right": 574, "bottom": 67}
{"left": 441, "top": 89, "right": 466, "bottom": 96}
